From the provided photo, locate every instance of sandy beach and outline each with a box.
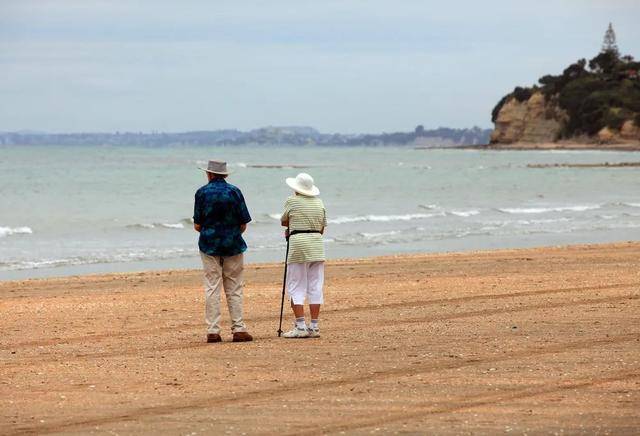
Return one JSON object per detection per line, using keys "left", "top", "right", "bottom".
{"left": 1, "top": 242, "right": 639, "bottom": 435}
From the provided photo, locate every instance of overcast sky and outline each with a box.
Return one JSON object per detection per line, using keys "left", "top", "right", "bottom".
{"left": 1, "top": 0, "right": 639, "bottom": 134}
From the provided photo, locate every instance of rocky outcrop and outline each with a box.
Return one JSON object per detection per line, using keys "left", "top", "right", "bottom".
{"left": 620, "top": 120, "right": 640, "bottom": 140}
{"left": 597, "top": 126, "right": 615, "bottom": 143}
{"left": 597, "top": 121, "right": 640, "bottom": 143}
{"left": 490, "top": 35, "right": 640, "bottom": 146}
{"left": 490, "top": 92, "right": 567, "bottom": 144}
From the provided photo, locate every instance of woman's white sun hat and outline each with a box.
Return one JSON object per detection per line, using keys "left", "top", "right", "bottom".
{"left": 286, "top": 173, "right": 320, "bottom": 197}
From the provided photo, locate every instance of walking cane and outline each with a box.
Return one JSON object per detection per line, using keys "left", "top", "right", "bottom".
{"left": 277, "top": 230, "right": 290, "bottom": 337}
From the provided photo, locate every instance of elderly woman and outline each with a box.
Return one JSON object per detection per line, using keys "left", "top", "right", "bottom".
{"left": 280, "top": 173, "right": 327, "bottom": 338}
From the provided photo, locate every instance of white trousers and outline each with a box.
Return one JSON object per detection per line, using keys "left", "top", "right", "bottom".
{"left": 200, "top": 252, "right": 247, "bottom": 334}
{"left": 286, "top": 261, "right": 325, "bottom": 305}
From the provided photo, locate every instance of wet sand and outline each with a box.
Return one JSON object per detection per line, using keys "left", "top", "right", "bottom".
{"left": 1, "top": 242, "right": 639, "bottom": 435}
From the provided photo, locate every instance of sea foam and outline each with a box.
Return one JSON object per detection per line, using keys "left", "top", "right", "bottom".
{"left": 498, "top": 205, "right": 601, "bottom": 214}
{"left": 0, "top": 226, "right": 33, "bottom": 238}
{"left": 448, "top": 210, "right": 481, "bottom": 217}
{"left": 328, "top": 212, "right": 444, "bottom": 225}
{"left": 1, "top": 247, "right": 193, "bottom": 271}
{"left": 127, "top": 222, "right": 186, "bottom": 230}
{"left": 266, "top": 211, "right": 444, "bottom": 225}
{"left": 358, "top": 230, "right": 401, "bottom": 239}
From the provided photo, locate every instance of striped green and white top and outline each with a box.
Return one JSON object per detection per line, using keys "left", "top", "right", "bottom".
{"left": 282, "top": 194, "right": 327, "bottom": 264}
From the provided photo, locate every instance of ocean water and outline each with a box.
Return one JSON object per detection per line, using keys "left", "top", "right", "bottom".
{"left": 1, "top": 145, "right": 639, "bottom": 280}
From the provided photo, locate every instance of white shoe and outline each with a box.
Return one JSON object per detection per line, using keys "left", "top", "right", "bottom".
{"left": 307, "top": 327, "right": 320, "bottom": 338}
{"left": 282, "top": 327, "right": 309, "bottom": 338}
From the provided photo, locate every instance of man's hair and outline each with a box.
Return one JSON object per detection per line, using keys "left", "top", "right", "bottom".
{"left": 208, "top": 173, "right": 228, "bottom": 181}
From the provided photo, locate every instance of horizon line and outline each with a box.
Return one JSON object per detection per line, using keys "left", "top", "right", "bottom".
{"left": 1, "top": 125, "right": 493, "bottom": 136}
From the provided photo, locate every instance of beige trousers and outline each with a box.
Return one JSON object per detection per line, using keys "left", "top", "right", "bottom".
{"left": 200, "top": 252, "right": 247, "bottom": 334}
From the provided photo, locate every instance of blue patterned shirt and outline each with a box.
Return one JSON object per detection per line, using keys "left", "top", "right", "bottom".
{"left": 193, "top": 179, "right": 252, "bottom": 257}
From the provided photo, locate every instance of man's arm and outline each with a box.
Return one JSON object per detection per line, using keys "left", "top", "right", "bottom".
{"left": 235, "top": 190, "right": 251, "bottom": 234}
{"left": 193, "top": 190, "right": 203, "bottom": 233}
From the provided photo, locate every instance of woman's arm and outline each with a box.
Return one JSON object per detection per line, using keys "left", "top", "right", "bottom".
{"left": 281, "top": 197, "right": 291, "bottom": 228}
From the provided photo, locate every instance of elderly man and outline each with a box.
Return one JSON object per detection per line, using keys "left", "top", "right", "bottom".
{"left": 194, "top": 160, "right": 253, "bottom": 343}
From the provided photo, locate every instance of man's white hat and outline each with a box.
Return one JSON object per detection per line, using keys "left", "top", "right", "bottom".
{"left": 286, "top": 173, "right": 320, "bottom": 197}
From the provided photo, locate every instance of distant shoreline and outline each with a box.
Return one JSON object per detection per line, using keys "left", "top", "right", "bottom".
{"left": 4, "top": 141, "right": 640, "bottom": 151}
{"left": 0, "top": 126, "right": 492, "bottom": 147}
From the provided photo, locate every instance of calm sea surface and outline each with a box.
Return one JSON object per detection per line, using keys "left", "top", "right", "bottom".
{"left": 1, "top": 145, "right": 639, "bottom": 280}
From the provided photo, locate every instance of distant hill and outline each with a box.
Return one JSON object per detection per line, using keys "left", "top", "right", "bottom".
{"left": 490, "top": 24, "right": 640, "bottom": 145}
{"left": 0, "top": 125, "right": 491, "bottom": 147}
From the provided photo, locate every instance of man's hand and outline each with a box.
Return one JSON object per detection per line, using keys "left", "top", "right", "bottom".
{"left": 194, "top": 223, "right": 201, "bottom": 233}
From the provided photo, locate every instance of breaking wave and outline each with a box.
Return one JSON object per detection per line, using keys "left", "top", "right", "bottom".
{"left": 512, "top": 217, "right": 572, "bottom": 225}
{"left": 330, "top": 219, "right": 640, "bottom": 247}
{"left": 262, "top": 211, "right": 445, "bottom": 225}
{"left": 448, "top": 209, "right": 481, "bottom": 217}
{"left": 127, "top": 218, "right": 193, "bottom": 230}
{"left": 358, "top": 230, "right": 402, "bottom": 239}
{"left": 328, "top": 212, "right": 445, "bottom": 225}
{"left": 0, "top": 226, "right": 33, "bottom": 238}
{"left": 0, "top": 247, "right": 195, "bottom": 271}
{"left": 497, "top": 205, "right": 601, "bottom": 214}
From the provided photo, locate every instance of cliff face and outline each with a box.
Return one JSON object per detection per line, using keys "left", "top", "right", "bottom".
{"left": 491, "top": 92, "right": 640, "bottom": 144}
{"left": 490, "top": 92, "right": 567, "bottom": 144}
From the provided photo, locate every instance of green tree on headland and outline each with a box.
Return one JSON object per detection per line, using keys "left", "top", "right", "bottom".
{"left": 492, "top": 23, "right": 640, "bottom": 138}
